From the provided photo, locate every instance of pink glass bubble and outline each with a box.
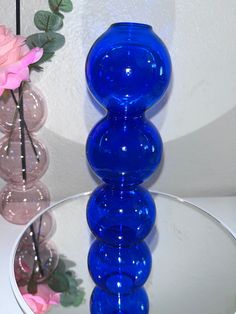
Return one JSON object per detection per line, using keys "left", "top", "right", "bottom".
{"left": 0, "top": 132, "right": 49, "bottom": 185}
{"left": 21, "top": 213, "right": 55, "bottom": 246}
{"left": 0, "top": 181, "right": 50, "bottom": 225}
{"left": 0, "top": 84, "right": 47, "bottom": 133}
{"left": 15, "top": 241, "right": 59, "bottom": 285}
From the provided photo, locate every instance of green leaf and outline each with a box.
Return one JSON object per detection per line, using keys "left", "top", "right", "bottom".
{"left": 73, "top": 290, "right": 85, "bottom": 307}
{"left": 30, "top": 64, "right": 44, "bottom": 72}
{"left": 55, "top": 11, "right": 65, "bottom": 19}
{"left": 60, "top": 293, "right": 75, "bottom": 307}
{"left": 34, "top": 10, "right": 63, "bottom": 31}
{"left": 66, "top": 275, "right": 78, "bottom": 288}
{"left": 60, "top": 288, "right": 85, "bottom": 307}
{"left": 48, "top": 272, "right": 70, "bottom": 292}
{"left": 26, "top": 31, "right": 65, "bottom": 52}
{"left": 55, "top": 259, "right": 66, "bottom": 273}
{"left": 35, "top": 51, "right": 55, "bottom": 65}
{"left": 49, "top": 0, "right": 73, "bottom": 13}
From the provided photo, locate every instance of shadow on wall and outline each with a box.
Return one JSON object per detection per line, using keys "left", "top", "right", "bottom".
{"left": 38, "top": 105, "right": 236, "bottom": 201}
{"left": 154, "top": 106, "right": 236, "bottom": 197}
{"left": 40, "top": 127, "right": 99, "bottom": 202}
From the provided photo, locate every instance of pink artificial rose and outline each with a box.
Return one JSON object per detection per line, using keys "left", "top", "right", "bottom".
{"left": 0, "top": 25, "right": 43, "bottom": 96}
{"left": 20, "top": 284, "right": 61, "bottom": 314}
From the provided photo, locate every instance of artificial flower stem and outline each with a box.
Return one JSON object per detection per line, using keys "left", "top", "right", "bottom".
{"left": 10, "top": 90, "right": 40, "bottom": 162}
{"left": 30, "top": 224, "right": 45, "bottom": 278}
{"left": 18, "top": 85, "right": 27, "bottom": 182}
{"left": 16, "top": 0, "right": 44, "bottom": 286}
{"left": 6, "top": 107, "right": 18, "bottom": 156}
{"left": 54, "top": 0, "right": 63, "bottom": 12}
{"left": 37, "top": 216, "right": 43, "bottom": 242}
{"left": 16, "top": 0, "right": 21, "bottom": 35}
{"left": 24, "top": 123, "right": 40, "bottom": 163}
{"left": 15, "top": 1, "right": 27, "bottom": 181}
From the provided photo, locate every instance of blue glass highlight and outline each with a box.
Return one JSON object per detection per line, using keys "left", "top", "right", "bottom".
{"left": 90, "top": 287, "right": 149, "bottom": 314}
{"left": 87, "top": 184, "right": 156, "bottom": 246}
{"left": 88, "top": 240, "right": 152, "bottom": 294}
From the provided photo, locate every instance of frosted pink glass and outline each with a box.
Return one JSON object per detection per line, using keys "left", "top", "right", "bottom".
{"left": 0, "top": 84, "right": 47, "bottom": 133}
{"left": 22, "top": 213, "right": 55, "bottom": 245}
{"left": 0, "top": 181, "right": 50, "bottom": 225}
{"left": 0, "top": 132, "right": 49, "bottom": 185}
{"left": 15, "top": 241, "right": 59, "bottom": 285}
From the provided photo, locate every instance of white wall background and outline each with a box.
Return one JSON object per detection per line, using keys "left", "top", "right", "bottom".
{"left": 0, "top": 0, "right": 236, "bottom": 199}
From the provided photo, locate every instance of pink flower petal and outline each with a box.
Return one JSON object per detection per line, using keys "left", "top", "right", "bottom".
{"left": 21, "top": 47, "right": 43, "bottom": 66}
{"left": 20, "top": 284, "right": 61, "bottom": 314}
{"left": 0, "top": 67, "right": 29, "bottom": 90}
{"left": 0, "top": 37, "right": 18, "bottom": 56}
{"left": 0, "top": 25, "right": 6, "bottom": 35}
{"left": 24, "top": 297, "right": 39, "bottom": 312}
{"left": 0, "top": 70, "right": 7, "bottom": 84}
{"left": 1, "top": 46, "right": 21, "bottom": 66}
{"left": 49, "top": 293, "right": 61, "bottom": 305}
{"left": 0, "top": 25, "right": 43, "bottom": 95}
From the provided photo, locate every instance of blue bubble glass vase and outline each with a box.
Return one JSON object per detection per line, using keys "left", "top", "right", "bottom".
{"left": 86, "top": 22, "right": 171, "bottom": 313}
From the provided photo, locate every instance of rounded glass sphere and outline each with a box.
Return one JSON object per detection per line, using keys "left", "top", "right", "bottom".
{"left": 86, "top": 115, "right": 163, "bottom": 184}
{"left": 0, "top": 132, "right": 49, "bottom": 185}
{"left": 86, "top": 22, "right": 171, "bottom": 114}
{"left": 0, "top": 84, "right": 47, "bottom": 133}
{"left": 0, "top": 182, "right": 50, "bottom": 225}
{"left": 88, "top": 240, "right": 152, "bottom": 294}
{"left": 87, "top": 184, "right": 156, "bottom": 246}
{"left": 14, "top": 241, "right": 58, "bottom": 285}
{"left": 91, "top": 287, "right": 149, "bottom": 314}
{"left": 21, "top": 213, "right": 55, "bottom": 245}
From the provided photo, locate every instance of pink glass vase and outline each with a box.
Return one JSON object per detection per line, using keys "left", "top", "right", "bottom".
{"left": 0, "top": 181, "right": 50, "bottom": 225}
{"left": 0, "top": 84, "right": 47, "bottom": 133}
{"left": 0, "top": 132, "right": 49, "bottom": 186}
{"left": 22, "top": 213, "right": 55, "bottom": 245}
{"left": 0, "top": 84, "right": 50, "bottom": 225}
{"left": 15, "top": 240, "right": 59, "bottom": 286}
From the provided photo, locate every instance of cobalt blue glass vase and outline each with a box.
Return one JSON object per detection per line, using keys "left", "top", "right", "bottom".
{"left": 91, "top": 287, "right": 149, "bottom": 314}
{"left": 86, "top": 22, "right": 171, "bottom": 314}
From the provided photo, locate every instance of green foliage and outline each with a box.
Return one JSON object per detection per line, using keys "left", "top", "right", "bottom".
{"left": 60, "top": 289, "right": 85, "bottom": 307}
{"left": 48, "top": 257, "right": 85, "bottom": 308}
{"left": 60, "top": 270, "right": 85, "bottom": 308}
{"left": 27, "top": 0, "right": 73, "bottom": 69}
{"left": 54, "top": 11, "right": 65, "bottom": 19}
{"left": 48, "top": 271, "right": 70, "bottom": 293}
{"left": 34, "top": 10, "right": 63, "bottom": 31}
{"left": 27, "top": 32, "right": 65, "bottom": 52}
{"left": 35, "top": 51, "right": 55, "bottom": 65}
{"left": 56, "top": 259, "right": 66, "bottom": 273}
{"left": 25, "top": 256, "right": 85, "bottom": 309}
{"left": 60, "top": 271, "right": 85, "bottom": 307}
{"left": 23, "top": 254, "right": 85, "bottom": 313}
{"left": 49, "top": 0, "right": 73, "bottom": 13}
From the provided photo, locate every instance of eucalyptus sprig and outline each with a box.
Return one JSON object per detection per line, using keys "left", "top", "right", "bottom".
{"left": 46, "top": 258, "right": 85, "bottom": 308}
{"left": 27, "top": 0, "right": 73, "bottom": 70}
{"left": 27, "top": 257, "right": 85, "bottom": 308}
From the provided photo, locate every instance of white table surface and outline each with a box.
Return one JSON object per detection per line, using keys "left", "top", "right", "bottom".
{"left": 0, "top": 196, "right": 235, "bottom": 314}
